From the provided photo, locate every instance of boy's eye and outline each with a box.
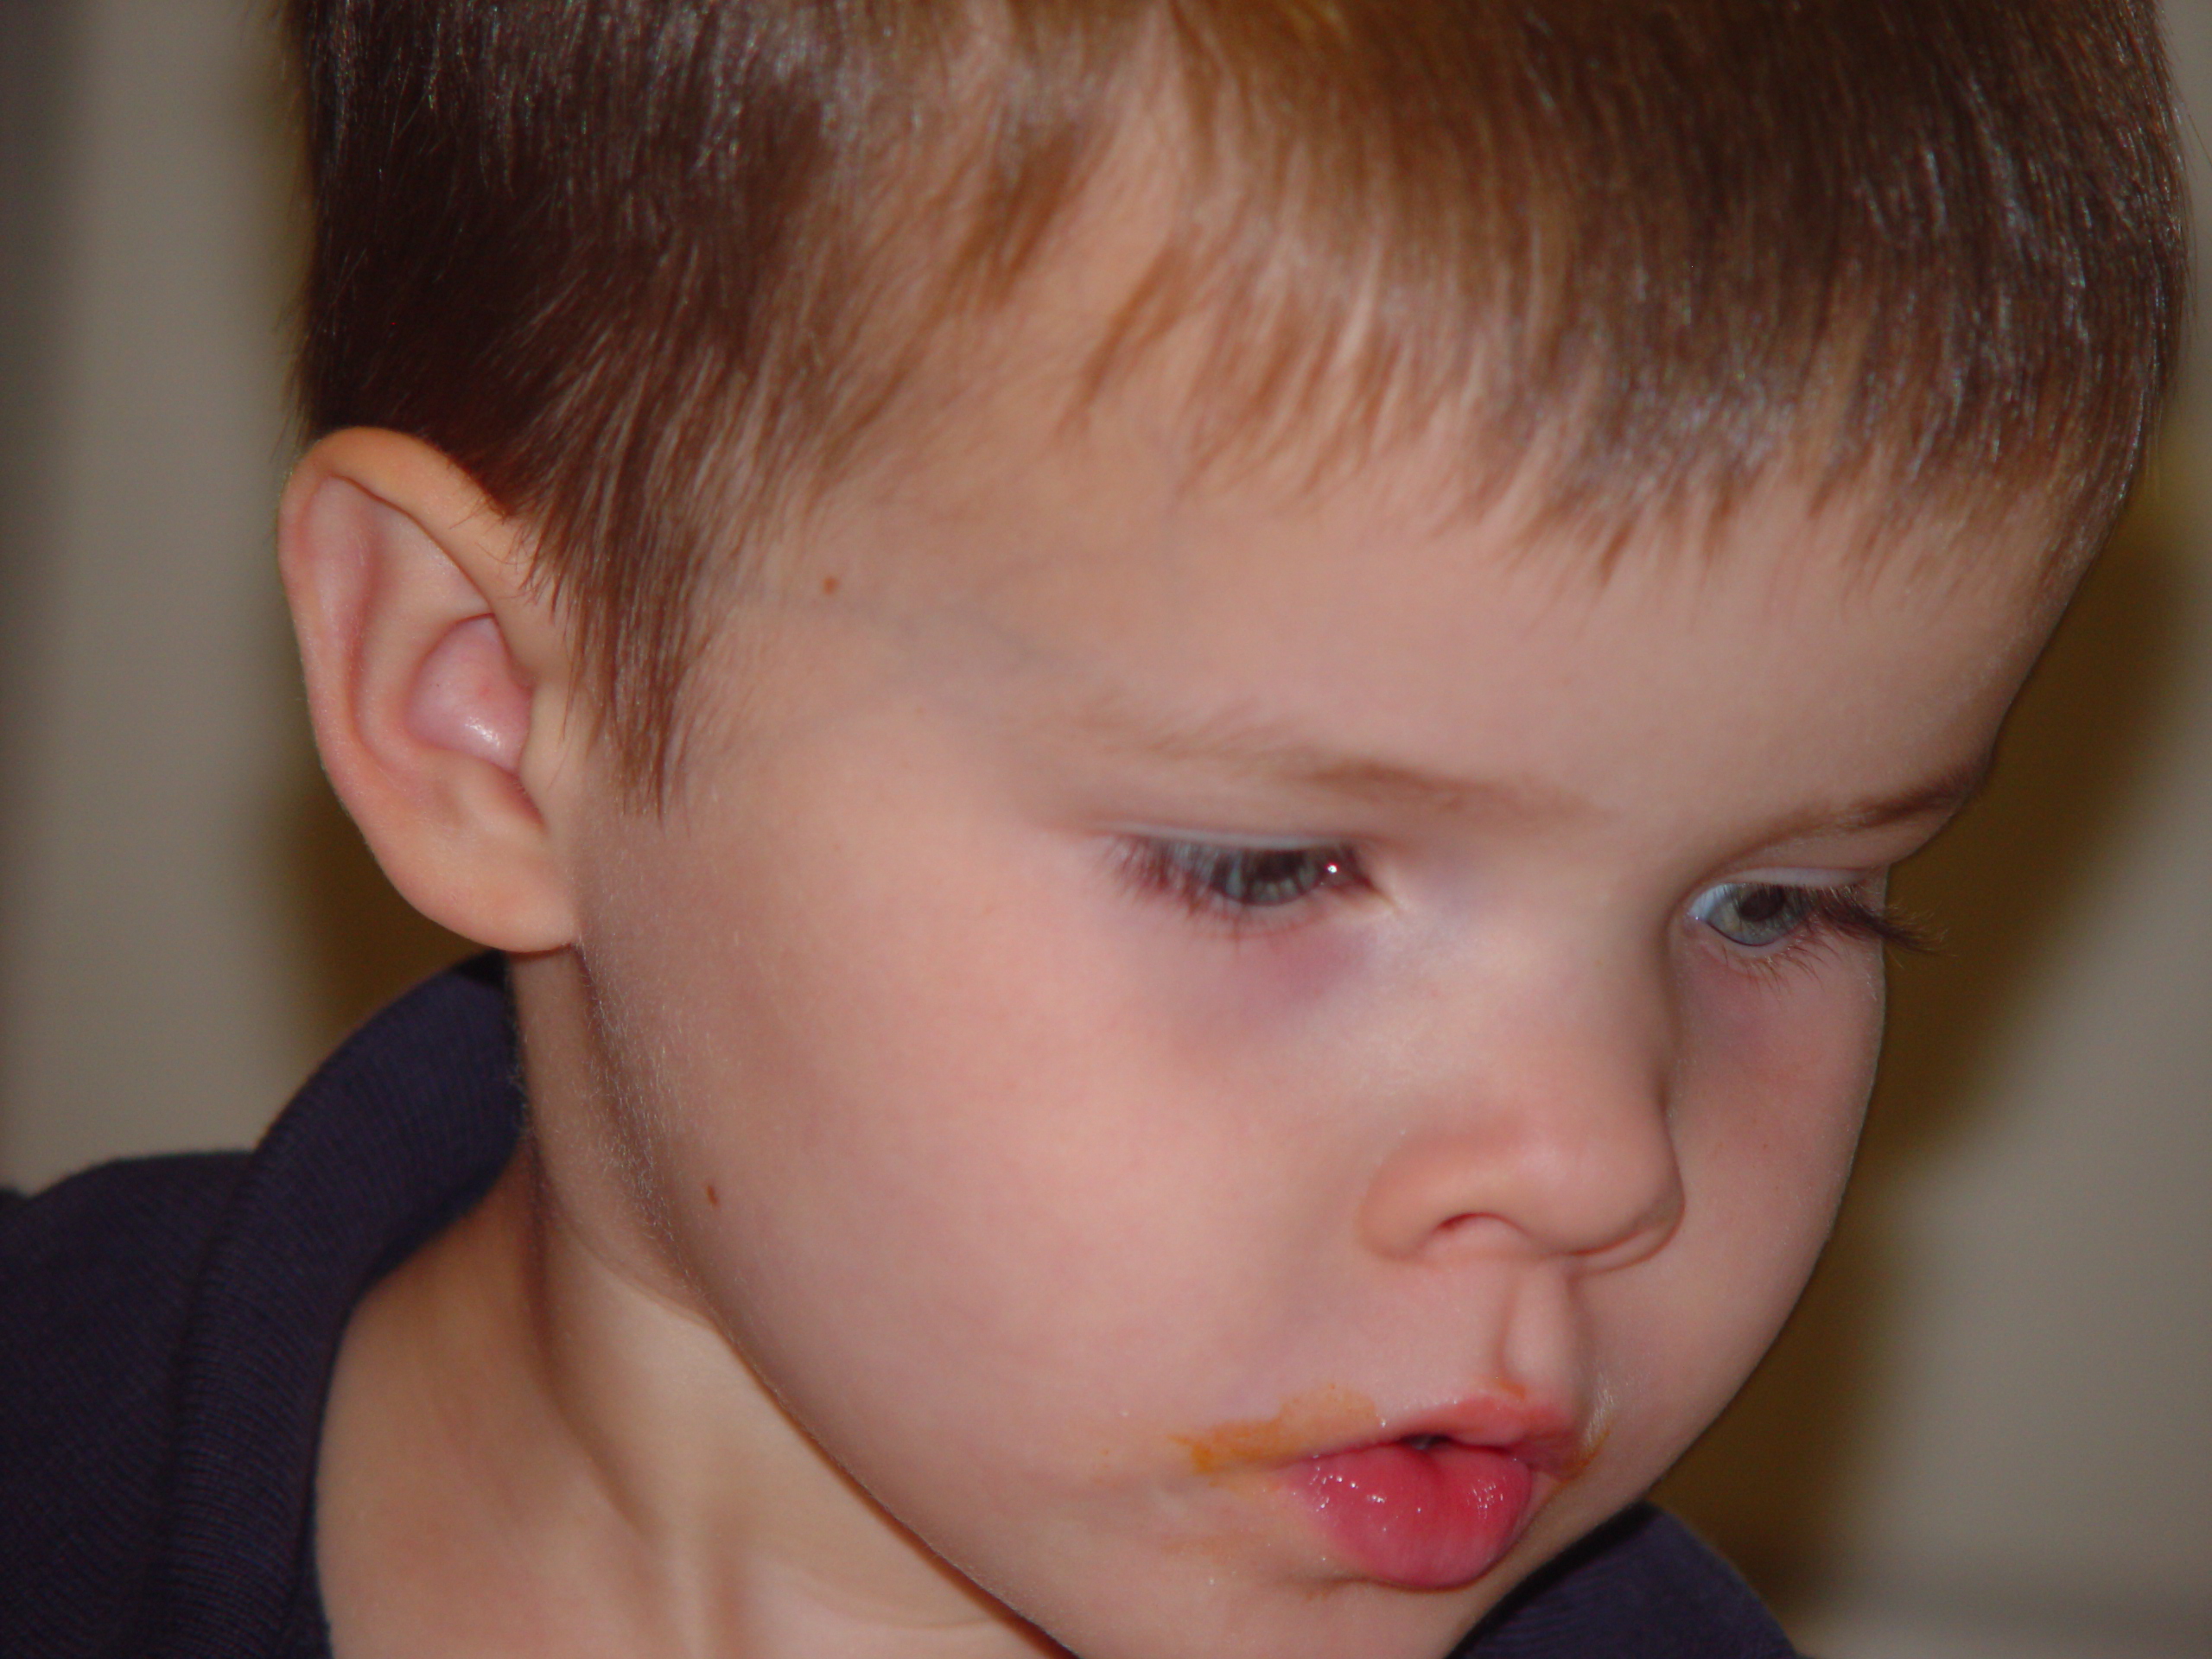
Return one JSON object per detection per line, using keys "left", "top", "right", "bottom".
{"left": 1128, "top": 839, "right": 1363, "bottom": 915}
{"left": 1688, "top": 880, "right": 1820, "bottom": 948}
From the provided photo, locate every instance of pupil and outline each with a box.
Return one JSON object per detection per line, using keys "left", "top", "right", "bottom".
{"left": 1211, "top": 848, "right": 1336, "bottom": 906}
{"left": 1238, "top": 850, "right": 1307, "bottom": 903}
{"left": 1724, "top": 883, "right": 1815, "bottom": 944}
{"left": 1738, "top": 886, "right": 1798, "bottom": 925}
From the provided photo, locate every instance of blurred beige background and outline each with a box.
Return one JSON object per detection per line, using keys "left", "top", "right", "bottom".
{"left": 0, "top": 3, "right": 2206, "bottom": 1655}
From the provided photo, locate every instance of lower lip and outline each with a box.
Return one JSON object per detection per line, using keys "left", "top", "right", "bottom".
{"left": 1288, "top": 1439, "right": 1536, "bottom": 1590}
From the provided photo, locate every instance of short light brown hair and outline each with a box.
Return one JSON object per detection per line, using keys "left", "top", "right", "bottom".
{"left": 288, "top": 0, "right": 2189, "bottom": 798}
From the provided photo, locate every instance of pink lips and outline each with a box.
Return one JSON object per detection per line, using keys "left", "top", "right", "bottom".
{"left": 1290, "top": 1435, "right": 1537, "bottom": 1589}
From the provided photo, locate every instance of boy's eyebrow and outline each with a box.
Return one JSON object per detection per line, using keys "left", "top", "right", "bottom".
{"left": 1057, "top": 695, "right": 1592, "bottom": 820}
{"left": 1056, "top": 696, "right": 1995, "bottom": 834}
{"left": 1769, "top": 751, "right": 1998, "bottom": 841}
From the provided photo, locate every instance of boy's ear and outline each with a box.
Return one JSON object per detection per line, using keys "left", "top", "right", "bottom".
{"left": 279, "top": 429, "right": 582, "bottom": 954}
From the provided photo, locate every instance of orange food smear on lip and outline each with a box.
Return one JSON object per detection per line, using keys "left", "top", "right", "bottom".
{"left": 1174, "top": 1383, "right": 1382, "bottom": 1476}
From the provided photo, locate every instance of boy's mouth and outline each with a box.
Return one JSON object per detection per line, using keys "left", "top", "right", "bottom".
{"left": 1285, "top": 1429, "right": 1548, "bottom": 1590}
{"left": 1179, "top": 1388, "right": 1582, "bottom": 1591}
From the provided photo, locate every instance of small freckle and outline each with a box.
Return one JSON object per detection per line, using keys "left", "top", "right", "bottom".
{"left": 821, "top": 575, "right": 841, "bottom": 596}
{"left": 705, "top": 1182, "right": 720, "bottom": 1208}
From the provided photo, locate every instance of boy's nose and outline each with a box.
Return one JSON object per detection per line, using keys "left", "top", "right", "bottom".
{"left": 1353, "top": 971, "right": 1685, "bottom": 1269}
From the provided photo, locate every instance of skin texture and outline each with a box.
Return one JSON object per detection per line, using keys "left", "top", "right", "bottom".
{"left": 289, "top": 345, "right": 2064, "bottom": 1655}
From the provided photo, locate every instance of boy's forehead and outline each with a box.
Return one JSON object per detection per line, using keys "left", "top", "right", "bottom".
{"left": 815, "top": 274, "right": 2070, "bottom": 629}
{"left": 775, "top": 335, "right": 2061, "bottom": 798}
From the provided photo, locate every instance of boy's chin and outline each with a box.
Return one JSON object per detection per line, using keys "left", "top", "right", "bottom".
{"left": 988, "top": 1547, "right": 1519, "bottom": 1659}
{"left": 925, "top": 1478, "right": 1613, "bottom": 1659}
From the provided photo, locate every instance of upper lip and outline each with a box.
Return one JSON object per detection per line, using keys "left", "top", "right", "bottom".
{"left": 1320, "top": 1395, "right": 1586, "bottom": 1478}
{"left": 1174, "top": 1381, "right": 1595, "bottom": 1479}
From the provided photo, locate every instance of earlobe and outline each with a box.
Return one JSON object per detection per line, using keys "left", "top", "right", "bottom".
{"left": 279, "top": 429, "right": 582, "bottom": 954}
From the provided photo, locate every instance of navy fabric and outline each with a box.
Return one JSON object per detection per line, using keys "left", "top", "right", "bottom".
{"left": 1, "top": 957, "right": 1796, "bottom": 1658}
{"left": 2, "top": 957, "right": 519, "bottom": 1659}
{"left": 1461, "top": 1506, "right": 1800, "bottom": 1656}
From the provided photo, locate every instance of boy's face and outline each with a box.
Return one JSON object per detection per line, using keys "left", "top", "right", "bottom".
{"left": 543, "top": 357, "right": 2056, "bottom": 1657}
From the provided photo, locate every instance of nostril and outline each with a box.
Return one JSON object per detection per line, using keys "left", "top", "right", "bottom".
{"left": 1356, "top": 1098, "right": 1682, "bottom": 1263}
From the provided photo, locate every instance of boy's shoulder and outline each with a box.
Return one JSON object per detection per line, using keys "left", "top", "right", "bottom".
{"left": 0, "top": 1150, "right": 251, "bottom": 1656}
{"left": 0, "top": 957, "right": 523, "bottom": 1659}
{"left": 1463, "top": 1504, "right": 1800, "bottom": 1657}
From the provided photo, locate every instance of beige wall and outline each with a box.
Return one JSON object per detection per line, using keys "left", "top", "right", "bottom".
{"left": 0, "top": 0, "right": 465, "bottom": 1184}
{"left": 2, "top": 3, "right": 2206, "bottom": 1654}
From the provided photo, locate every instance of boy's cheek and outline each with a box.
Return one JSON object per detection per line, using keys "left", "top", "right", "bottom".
{"left": 580, "top": 827, "right": 1265, "bottom": 1355}
{"left": 1602, "top": 956, "right": 1885, "bottom": 1443}
{"left": 1686, "top": 950, "right": 1884, "bottom": 1202}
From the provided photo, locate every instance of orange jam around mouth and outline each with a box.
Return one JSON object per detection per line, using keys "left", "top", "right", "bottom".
{"left": 1173, "top": 1383, "right": 1382, "bottom": 1476}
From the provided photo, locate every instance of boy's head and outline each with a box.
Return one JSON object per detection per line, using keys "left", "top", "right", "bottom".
{"left": 277, "top": 4, "right": 2186, "bottom": 1657}
{"left": 288, "top": 0, "right": 2183, "bottom": 794}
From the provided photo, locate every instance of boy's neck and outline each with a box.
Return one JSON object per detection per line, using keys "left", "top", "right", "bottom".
{"left": 314, "top": 971, "right": 1064, "bottom": 1659}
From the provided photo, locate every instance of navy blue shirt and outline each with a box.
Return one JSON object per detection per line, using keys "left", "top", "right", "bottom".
{"left": 0, "top": 959, "right": 1798, "bottom": 1658}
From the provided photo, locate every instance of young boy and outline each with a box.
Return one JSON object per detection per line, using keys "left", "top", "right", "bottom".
{"left": 0, "top": 2, "right": 2187, "bottom": 1656}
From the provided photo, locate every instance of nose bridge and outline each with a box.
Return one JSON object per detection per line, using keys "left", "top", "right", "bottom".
{"left": 1357, "top": 944, "right": 1684, "bottom": 1266}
